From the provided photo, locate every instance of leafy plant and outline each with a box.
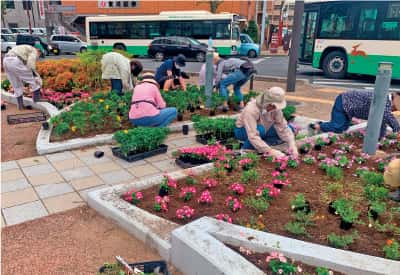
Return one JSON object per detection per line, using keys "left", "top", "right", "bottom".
{"left": 208, "top": 92, "right": 225, "bottom": 110}
{"left": 282, "top": 105, "right": 296, "bottom": 121}
{"left": 243, "top": 196, "right": 269, "bottom": 214}
{"left": 1, "top": 79, "right": 11, "bottom": 91}
{"left": 243, "top": 20, "right": 259, "bottom": 43}
{"left": 268, "top": 259, "right": 297, "bottom": 275}
{"left": 193, "top": 117, "right": 236, "bottom": 140}
{"left": 364, "top": 184, "right": 389, "bottom": 202}
{"left": 333, "top": 198, "right": 359, "bottom": 223}
{"left": 113, "top": 127, "right": 169, "bottom": 156}
{"left": 285, "top": 221, "right": 309, "bottom": 237}
{"left": 383, "top": 239, "right": 400, "bottom": 260}
{"left": 316, "top": 267, "right": 332, "bottom": 275}
{"left": 325, "top": 182, "right": 343, "bottom": 194}
{"left": 290, "top": 193, "right": 308, "bottom": 211}
{"left": 240, "top": 169, "right": 258, "bottom": 184}
{"left": 361, "top": 171, "right": 384, "bottom": 186}
{"left": 369, "top": 201, "right": 386, "bottom": 218}
{"left": 326, "top": 166, "right": 343, "bottom": 181}
{"left": 243, "top": 90, "right": 259, "bottom": 103}
{"left": 327, "top": 231, "right": 358, "bottom": 248}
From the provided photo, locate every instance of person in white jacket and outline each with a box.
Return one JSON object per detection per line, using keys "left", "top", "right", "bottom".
{"left": 3, "top": 44, "right": 43, "bottom": 109}
{"left": 101, "top": 51, "right": 143, "bottom": 95}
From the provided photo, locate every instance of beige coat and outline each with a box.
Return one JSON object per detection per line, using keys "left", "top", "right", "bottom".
{"left": 7, "top": 45, "right": 38, "bottom": 71}
{"left": 101, "top": 52, "right": 133, "bottom": 90}
{"left": 236, "top": 99, "right": 296, "bottom": 154}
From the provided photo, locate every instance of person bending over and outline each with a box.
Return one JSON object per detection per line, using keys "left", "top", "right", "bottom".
{"left": 155, "top": 54, "right": 187, "bottom": 91}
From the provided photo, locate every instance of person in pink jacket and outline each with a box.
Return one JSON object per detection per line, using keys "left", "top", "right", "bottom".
{"left": 129, "top": 72, "right": 177, "bottom": 127}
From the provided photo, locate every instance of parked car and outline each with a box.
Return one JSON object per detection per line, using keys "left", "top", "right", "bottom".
{"left": 239, "top": 33, "right": 259, "bottom": 58}
{"left": 11, "top": 28, "right": 30, "bottom": 34}
{"left": 1, "top": 28, "right": 13, "bottom": 35}
{"left": 16, "top": 34, "right": 60, "bottom": 56}
{"left": 1, "top": 35, "right": 16, "bottom": 53}
{"left": 148, "top": 36, "right": 209, "bottom": 62}
{"left": 50, "top": 34, "right": 87, "bottom": 54}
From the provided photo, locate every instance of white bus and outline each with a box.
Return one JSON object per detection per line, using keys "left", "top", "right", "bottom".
{"left": 85, "top": 11, "right": 241, "bottom": 56}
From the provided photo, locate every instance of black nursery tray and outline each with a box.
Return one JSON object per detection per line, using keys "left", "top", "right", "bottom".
{"left": 7, "top": 111, "right": 47, "bottom": 125}
{"left": 195, "top": 134, "right": 235, "bottom": 145}
{"left": 175, "top": 155, "right": 211, "bottom": 169}
{"left": 112, "top": 144, "right": 168, "bottom": 162}
{"left": 99, "top": 260, "right": 170, "bottom": 275}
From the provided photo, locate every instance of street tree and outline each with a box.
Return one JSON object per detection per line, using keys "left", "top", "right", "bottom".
{"left": 244, "top": 20, "right": 259, "bottom": 43}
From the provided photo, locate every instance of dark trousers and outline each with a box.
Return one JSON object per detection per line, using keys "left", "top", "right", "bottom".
{"left": 111, "top": 79, "right": 123, "bottom": 96}
{"left": 319, "top": 95, "right": 351, "bottom": 133}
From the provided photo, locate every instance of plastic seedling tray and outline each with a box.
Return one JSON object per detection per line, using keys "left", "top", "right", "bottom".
{"left": 112, "top": 144, "right": 168, "bottom": 162}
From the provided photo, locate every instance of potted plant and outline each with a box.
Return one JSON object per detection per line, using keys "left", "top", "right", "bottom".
{"left": 299, "top": 141, "right": 312, "bottom": 154}
{"left": 175, "top": 94, "right": 188, "bottom": 121}
{"left": 332, "top": 198, "right": 359, "bottom": 230}
{"left": 290, "top": 193, "right": 311, "bottom": 213}
{"left": 112, "top": 127, "right": 169, "bottom": 162}
{"left": 368, "top": 201, "right": 386, "bottom": 220}
{"left": 193, "top": 117, "right": 236, "bottom": 144}
{"left": 208, "top": 93, "right": 225, "bottom": 116}
{"left": 282, "top": 105, "right": 296, "bottom": 122}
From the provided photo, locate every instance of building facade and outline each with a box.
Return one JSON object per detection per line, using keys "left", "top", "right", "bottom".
{"left": 1, "top": 0, "right": 45, "bottom": 29}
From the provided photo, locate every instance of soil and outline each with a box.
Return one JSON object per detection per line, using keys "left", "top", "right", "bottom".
{"left": 226, "top": 244, "right": 343, "bottom": 275}
{"left": 1, "top": 206, "right": 183, "bottom": 275}
{"left": 132, "top": 135, "right": 400, "bottom": 260}
{"left": 1, "top": 102, "right": 42, "bottom": 161}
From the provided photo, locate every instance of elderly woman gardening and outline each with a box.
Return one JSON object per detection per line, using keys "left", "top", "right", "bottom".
{"left": 3, "top": 44, "right": 43, "bottom": 109}
{"left": 310, "top": 90, "right": 400, "bottom": 138}
{"left": 129, "top": 72, "right": 177, "bottom": 127}
{"left": 234, "top": 87, "right": 298, "bottom": 158}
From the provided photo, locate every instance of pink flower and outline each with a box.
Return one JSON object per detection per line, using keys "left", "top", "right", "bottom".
{"left": 154, "top": 195, "right": 169, "bottom": 212}
{"left": 179, "top": 186, "right": 196, "bottom": 201}
{"left": 198, "top": 190, "right": 213, "bottom": 204}
{"left": 265, "top": 252, "right": 287, "bottom": 263}
{"left": 225, "top": 196, "right": 242, "bottom": 212}
{"left": 229, "top": 183, "right": 245, "bottom": 195}
{"left": 215, "top": 213, "right": 233, "bottom": 223}
{"left": 256, "top": 184, "right": 280, "bottom": 199}
{"left": 202, "top": 178, "right": 218, "bottom": 188}
{"left": 176, "top": 206, "right": 195, "bottom": 220}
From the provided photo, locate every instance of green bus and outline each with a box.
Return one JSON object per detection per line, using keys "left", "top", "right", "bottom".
{"left": 299, "top": 0, "right": 400, "bottom": 79}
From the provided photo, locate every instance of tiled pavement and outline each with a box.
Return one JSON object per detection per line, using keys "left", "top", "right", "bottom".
{"left": 1, "top": 132, "right": 200, "bottom": 227}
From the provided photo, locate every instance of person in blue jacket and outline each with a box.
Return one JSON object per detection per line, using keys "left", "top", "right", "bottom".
{"left": 155, "top": 54, "right": 187, "bottom": 91}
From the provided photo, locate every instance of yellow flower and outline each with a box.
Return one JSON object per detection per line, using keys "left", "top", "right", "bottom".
{"left": 123, "top": 130, "right": 129, "bottom": 134}
{"left": 98, "top": 99, "right": 104, "bottom": 103}
{"left": 71, "top": 126, "right": 77, "bottom": 132}
{"left": 105, "top": 105, "right": 109, "bottom": 110}
{"left": 116, "top": 116, "right": 121, "bottom": 121}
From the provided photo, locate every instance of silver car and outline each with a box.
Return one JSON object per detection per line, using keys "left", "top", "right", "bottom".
{"left": 1, "top": 35, "right": 16, "bottom": 53}
{"left": 50, "top": 34, "right": 87, "bottom": 54}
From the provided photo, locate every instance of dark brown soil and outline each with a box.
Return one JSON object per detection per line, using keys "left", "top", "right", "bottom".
{"left": 1, "top": 206, "right": 183, "bottom": 275}
{"left": 226, "top": 244, "right": 343, "bottom": 275}
{"left": 1, "top": 102, "right": 42, "bottom": 161}
{"left": 133, "top": 136, "right": 400, "bottom": 259}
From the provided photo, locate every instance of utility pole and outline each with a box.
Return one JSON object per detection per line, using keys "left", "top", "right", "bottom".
{"left": 205, "top": 38, "right": 215, "bottom": 108}
{"left": 363, "top": 62, "right": 393, "bottom": 155}
{"left": 44, "top": 1, "right": 52, "bottom": 42}
{"left": 260, "top": 0, "right": 267, "bottom": 52}
{"left": 286, "top": 0, "right": 304, "bottom": 92}
{"left": 255, "top": 0, "right": 259, "bottom": 24}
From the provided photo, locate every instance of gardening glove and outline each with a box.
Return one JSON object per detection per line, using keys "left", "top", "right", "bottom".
{"left": 35, "top": 76, "right": 43, "bottom": 86}
{"left": 269, "top": 148, "right": 285, "bottom": 158}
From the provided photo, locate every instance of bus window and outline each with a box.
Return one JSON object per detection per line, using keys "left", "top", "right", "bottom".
{"left": 215, "top": 22, "right": 230, "bottom": 39}
{"left": 379, "top": 21, "right": 400, "bottom": 40}
{"left": 233, "top": 25, "right": 240, "bottom": 40}
{"left": 357, "top": 8, "right": 378, "bottom": 39}
{"left": 192, "top": 21, "right": 213, "bottom": 39}
{"left": 147, "top": 22, "right": 161, "bottom": 38}
{"left": 319, "top": 5, "right": 356, "bottom": 38}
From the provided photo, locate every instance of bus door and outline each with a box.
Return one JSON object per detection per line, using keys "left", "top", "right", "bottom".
{"left": 299, "top": 10, "right": 318, "bottom": 63}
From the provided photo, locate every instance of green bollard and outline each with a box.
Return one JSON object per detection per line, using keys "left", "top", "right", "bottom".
{"left": 362, "top": 62, "right": 393, "bottom": 155}
{"left": 205, "top": 38, "right": 214, "bottom": 108}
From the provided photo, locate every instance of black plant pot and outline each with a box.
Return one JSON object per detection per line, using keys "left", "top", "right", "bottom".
{"left": 42, "top": 122, "right": 49, "bottom": 130}
{"left": 158, "top": 187, "right": 169, "bottom": 197}
{"left": 328, "top": 202, "right": 337, "bottom": 215}
{"left": 293, "top": 201, "right": 311, "bottom": 213}
{"left": 274, "top": 184, "right": 284, "bottom": 189}
{"left": 189, "top": 107, "right": 195, "bottom": 113}
{"left": 225, "top": 167, "right": 233, "bottom": 173}
{"left": 182, "top": 125, "right": 189, "bottom": 135}
{"left": 327, "top": 140, "right": 333, "bottom": 146}
{"left": 177, "top": 113, "right": 183, "bottom": 121}
{"left": 94, "top": 151, "right": 104, "bottom": 158}
{"left": 196, "top": 106, "right": 201, "bottom": 110}
{"left": 368, "top": 207, "right": 379, "bottom": 220}
{"left": 225, "top": 144, "right": 233, "bottom": 150}
{"left": 209, "top": 110, "right": 216, "bottom": 116}
{"left": 340, "top": 220, "right": 353, "bottom": 230}
{"left": 299, "top": 147, "right": 309, "bottom": 154}
{"left": 314, "top": 144, "right": 322, "bottom": 151}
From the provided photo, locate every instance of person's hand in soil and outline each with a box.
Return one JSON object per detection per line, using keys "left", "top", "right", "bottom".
{"left": 269, "top": 148, "right": 285, "bottom": 158}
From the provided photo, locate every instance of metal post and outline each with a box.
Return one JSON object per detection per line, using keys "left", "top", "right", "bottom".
{"left": 286, "top": 0, "right": 304, "bottom": 92}
{"left": 205, "top": 38, "right": 215, "bottom": 108}
{"left": 255, "top": 0, "right": 259, "bottom": 24}
{"left": 250, "top": 75, "right": 254, "bottom": 90}
{"left": 260, "top": 0, "right": 267, "bottom": 51}
{"left": 363, "top": 62, "right": 393, "bottom": 155}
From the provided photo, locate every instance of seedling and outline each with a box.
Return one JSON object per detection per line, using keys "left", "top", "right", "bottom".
{"left": 327, "top": 231, "right": 358, "bottom": 249}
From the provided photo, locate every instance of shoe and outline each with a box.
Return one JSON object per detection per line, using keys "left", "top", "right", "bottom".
{"left": 388, "top": 188, "right": 400, "bottom": 202}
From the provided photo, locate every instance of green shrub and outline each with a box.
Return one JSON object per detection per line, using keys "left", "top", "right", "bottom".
{"left": 1, "top": 79, "right": 11, "bottom": 91}
{"left": 193, "top": 117, "right": 236, "bottom": 140}
{"left": 326, "top": 166, "right": 343, "bottom": 181}
{"left": 333, "top": 198, "right": 359, "bottom": 223}
{"left": 364, "top": 184, "right": 389, "bottom": 202}
{"left": 383, "top": 240, "right": 400, "bottom": 260}
{"left": 240, "top": 169, "right": 259, "bottom": 184}
{"left": 327, "top": 231, "right": 358, "bottom": 248}
{"left": 285, "top": 221, "right": 308, "bottom": 237}
{"left": 113, "top": 127, "right": 169, "bottom": 156}
{"left": 361, "top": 171, "right": 384, "bottom": 185}
{"left": 243, "top": 20, "right": 259, "bottom": 43}
{"left": 244, "top": 197, "right": 269, "bottom": 214}
{"left": 290, "top": 193, "right": 307, "bottom": 211}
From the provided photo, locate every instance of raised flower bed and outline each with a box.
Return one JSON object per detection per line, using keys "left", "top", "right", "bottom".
{"left": 121, "top": 130, "right": 400, "bottom": 260}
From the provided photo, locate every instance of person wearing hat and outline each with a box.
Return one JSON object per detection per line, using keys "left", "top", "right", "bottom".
{"left": 129, "top": 72, "right": 177, "bottom": 127}
{"left": 214, "top": 55, "right": 256, "bottom": 111}
{"left": 155, "top": 54, "right": 187, "bottom": 91}
{"left": 384, "top": 158, "right": 400, "bottom": 202}
{"left": 101, "top": 51, "right": 143, "bottom": 96}
{"left": 310, "top": 90, "right": 400, "bottom": 138}
{"left": 234, "top": 87, "right": 298, "bottom": 158}
{"left": 3, "top": 44, "right": 43, "bottom": 109}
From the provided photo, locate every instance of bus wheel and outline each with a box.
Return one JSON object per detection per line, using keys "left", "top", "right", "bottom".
{"left": 196, "top": 52, "right": 205, "bottom": 62}
{"left": 113, "top": 44, "right": 126, "bottom": 51}
{"left": 155, "top": 52, "right": 164, "bottom": 61}
{"left": 322, "top": 50, "right": 347, "bottom": 79}
{"left": 247, "top": 50, "right": 257, "bottom": 58}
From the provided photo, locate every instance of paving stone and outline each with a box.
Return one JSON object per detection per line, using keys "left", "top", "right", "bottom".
{"left": 46, "top": 151, "right": 75, "bottom": 163}
{"left": 43, "top": 192, "right": 85, "bottom": 214}
{"left": 79, "top": 155, "right": 112, "bottom": 165}
{"left": 60, "top": 167, "right": 94, "bottom": 181}
{"left": 21, "top": 164, "right": 55, "bottom": 177}
{"left": 171, "top": 137, "right": 198, "bottom": 147}
{"left": 27, "top": 172, "right": 64, "bottom": 186}
{"left": 1, "top": 178, "right": 30, "bottom": 193}
{"left": 78, "top": 184, "right": 108, "bottom": 202}
{"left": 89, "top": 161, "right": 121, "bottom": 174}
{"left": 72, "top": 147, "right": 99, "bottom": 157}
{"left": 112, "top": 158, "right": 147, "bottom": 168}
{"left": 34, "top": 182, "right": 74, "bottom": 199}
{"left": 51, "top": 158, "right": 85, "bottom": 171}
{"left": 152, "top": 159, "right": 181, "bottom": 173}
{"left": 127, "top": 164, "right": 160, "bottom": 178}
{"left": 2, "top": 200, "right": 48, "bottom": 226}
{"left": 17, "top": 156, "right": 49, "bottom": 167}
{"left": 70, "top": 176, "right": 105, "bottom": 191}
{"left": 145, "top": 153, "right": 170, "bottom": 162}
{"left": 1, "top": 169, "right": 25, "bottom": 182}
{"left": 1, "top": 187, "right": 38, "bottom": 208}
{"left": 98, "top": 169, "right": 135, "bottom": 185}
{"left": 1, "top": 161, "right": 19, "bottom": 171}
